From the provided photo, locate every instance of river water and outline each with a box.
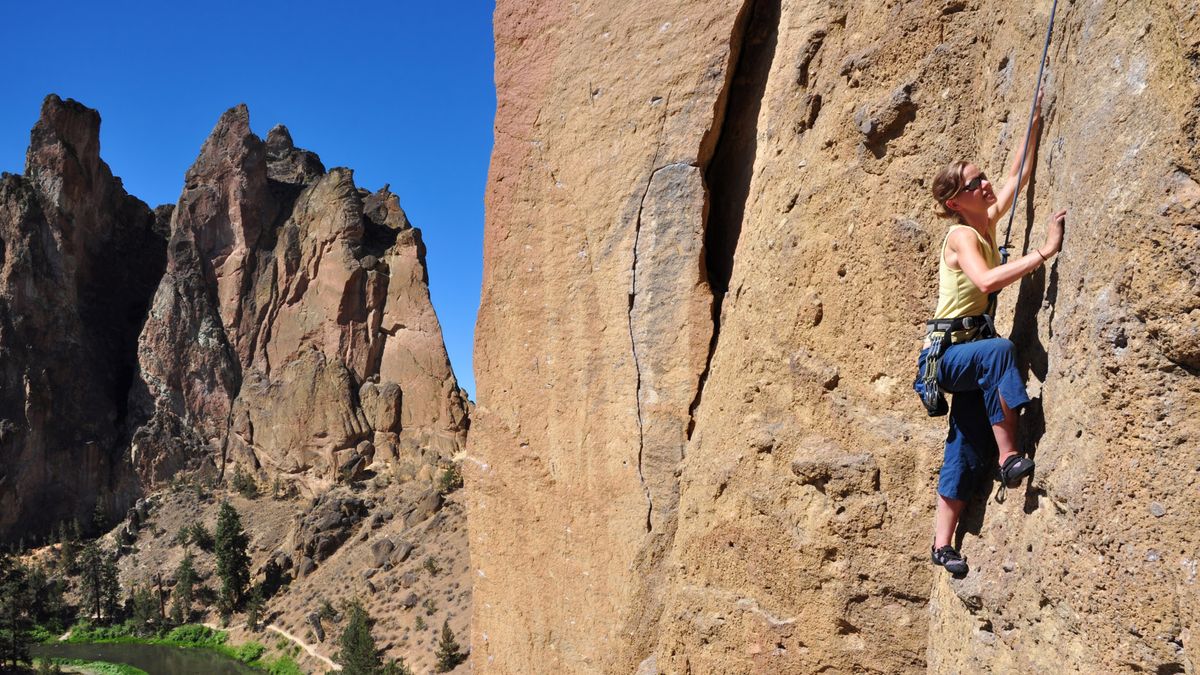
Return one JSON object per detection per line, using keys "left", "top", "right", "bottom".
{"left": 31, "top": 641, "right": 260, "bottom": 674}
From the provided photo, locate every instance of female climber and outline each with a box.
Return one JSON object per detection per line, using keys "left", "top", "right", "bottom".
{"left": 923, "top": 92, "right": 1066, "bottom": 575}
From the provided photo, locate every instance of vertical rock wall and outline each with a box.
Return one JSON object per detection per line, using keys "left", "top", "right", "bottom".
{"left": 0, "top": 96, "right": 166, "bottom": 538}
{"left": 471, "top": 0, "right": 1199, "bottom": 672}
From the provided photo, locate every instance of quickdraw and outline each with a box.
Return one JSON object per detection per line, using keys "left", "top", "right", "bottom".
{"left": 914, "top": 314, "right": 996, "bottom": 417}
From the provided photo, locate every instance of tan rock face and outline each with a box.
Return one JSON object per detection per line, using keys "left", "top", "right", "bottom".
{"left": 471, "top": 0, "right": 1199, "bottom": 672}
{"left": 134, "top": 106, "right": 469, "bottom": 488}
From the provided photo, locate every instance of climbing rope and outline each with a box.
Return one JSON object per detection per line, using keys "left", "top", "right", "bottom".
{"left": 999, "top": 0, "right": 1060, "bottom": 265}
{"left": 992, "top": 1, "right": 1059, "bottom": 505}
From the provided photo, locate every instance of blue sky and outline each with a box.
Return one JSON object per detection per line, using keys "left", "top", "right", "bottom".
{"left": 0, "top": 0, "right": 494, "bottom": 398}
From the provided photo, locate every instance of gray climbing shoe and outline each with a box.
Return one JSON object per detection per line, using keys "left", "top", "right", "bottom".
{"left": 932, "top": 545, "right": 969, "bottom": 576}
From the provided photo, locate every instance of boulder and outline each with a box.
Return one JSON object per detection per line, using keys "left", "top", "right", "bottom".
{"left": 291, "top": 491, "right": 370, "bottom": 568}
{"left": 371, "top": 538, "right": 395, "bottom": 567}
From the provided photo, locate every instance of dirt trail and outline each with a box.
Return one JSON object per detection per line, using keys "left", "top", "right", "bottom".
{"left": 268, "top": 623, "right": 340, "bottom": 671}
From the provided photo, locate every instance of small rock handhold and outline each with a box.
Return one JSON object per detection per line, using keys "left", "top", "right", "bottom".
{"left": 1150, "top": 502, "right": 1166, "bottom": 517}
{"left": 791, "top": 449, "right": 878, "bottom": 498}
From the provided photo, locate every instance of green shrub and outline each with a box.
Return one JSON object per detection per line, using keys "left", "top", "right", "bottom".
{"left": 47, "top": 660, "right": 146, "bottom": 675}
{"left": 231, "top": 466, "right": 258, "bottom": 499}
{"left": 232, "top": 640, "right": 265, "bottom": 663}
{"left": 65, "top": 621, "right": 137, "bottom": 643}
{"left": 436, "top": 463, "right": 464, "bottom": 494}
{"left": 163, "top": 623, "right": 227, "bottom": 648}
{"left": 434, "top": 620, "right": 466, "bottom": 672}
{"left": 318, "top": 599, "right": 337, "bottom": 622}
{"left": 29, "top": 625, "right": 56, "bottom": 643}
{"left": 177, "top": 522, "right": 213, "bottom": 551}
{"left": 263, "top": 654, "right": 305, "bottom": 675}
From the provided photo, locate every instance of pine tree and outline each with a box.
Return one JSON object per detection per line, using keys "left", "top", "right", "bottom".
{"left": 129, "top": 586, "right": 158, "bottom": 635}
{"left": 77, "top": 542, "right": 104, "bottom": 621}
{"left": 91, "top": 502, "right": 108, "bottom": 535}
{"left": 171, "top": 550, "right": 196, "bottom": 623}
{"left": 100, "top": 551, "right": 121, "bottom": 622}
{"left": 0, "top": 555, "right": 33, "bottom": 669}
{"left": 336, "top": 599, "right": 382, "bottom": 675}
{"left": 57, "top": 520, "right": 81, "bottom": 575}
{"left": 382, "top": 658, "right": 414, "bottom": 675}
{"left": 217, "top": 586, "right": 235, "bottom": 627}
{"left": 26, "top": 565, "right": 68, "bottom": 632}
{"left": 434, "top": 620, "right": 465, "bottom": 672}
{"left": 214, "top": 501, "right": 250, "bottom": 607}
{"left": 244, "top": 583, "right": 265, "bottom": 631}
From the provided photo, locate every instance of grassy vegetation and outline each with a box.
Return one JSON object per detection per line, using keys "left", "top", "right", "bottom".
{"left": 259, "top": 654, "right": 305, "bottom": 675}
{"left": 41, "top": 658, "right": 149, "bottom": 675}
{"left": 30, "top": 625, "right": 59, "bottom": 644}
{"left": 59, "top": 622, "right": 301, "bottom": 673}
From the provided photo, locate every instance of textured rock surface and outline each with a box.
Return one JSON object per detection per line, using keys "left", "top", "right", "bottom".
{"left": 470, "top": 0, "right": 1198, "bottom": 672}
{"left": 133, "top": 105, "right": 469, "bottom": 490}
{"left": 0, "top": 95, "right": 166, "bottom": 539}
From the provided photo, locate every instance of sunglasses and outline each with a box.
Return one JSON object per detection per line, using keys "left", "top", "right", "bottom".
{"left": 959, "top": 173, "right": 988, "bottom": 194}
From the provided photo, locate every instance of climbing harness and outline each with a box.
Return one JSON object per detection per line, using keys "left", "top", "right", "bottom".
{"left": 998, "top": 0, "right": 1059, "bottom": 268}
{"left": 913, "top": 314, "right": 997, "bottom": 417}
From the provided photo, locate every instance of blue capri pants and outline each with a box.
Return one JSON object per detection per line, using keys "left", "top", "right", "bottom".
{"left": 936, "top": 338, "right": 1031, "bottom": 500}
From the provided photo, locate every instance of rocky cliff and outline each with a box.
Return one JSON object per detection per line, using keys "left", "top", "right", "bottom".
{"left": 131, "top": 104, "right": 469, "bottom": 491}
{"left": 0, "top": 96, "right": 165, "bottom": 539}
{"left": 469, "top": 1, "right": 1198, "bottom": 672}
{"left": 0, "top": 97, "right": 469, "bottom": 541}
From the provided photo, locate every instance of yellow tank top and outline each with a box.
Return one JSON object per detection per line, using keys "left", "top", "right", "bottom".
{"left": 934, "top": 223, "right": 999, "bottom": 319}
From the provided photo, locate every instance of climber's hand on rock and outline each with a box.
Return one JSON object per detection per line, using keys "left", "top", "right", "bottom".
{"left": 1044, "top": 209, "right": 1066, "bottom": 256}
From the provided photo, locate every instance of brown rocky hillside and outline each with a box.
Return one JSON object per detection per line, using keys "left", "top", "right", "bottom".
{"left": 469, "top": 0, "right": 1198, "bottom": 672}
{"left": 104, "top": 477, "right": 471, "bottom": 674}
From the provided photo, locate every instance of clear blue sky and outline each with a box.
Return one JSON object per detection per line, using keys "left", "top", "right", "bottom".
{"left": 0, "top": 0, "right": 494, "bottom": 398}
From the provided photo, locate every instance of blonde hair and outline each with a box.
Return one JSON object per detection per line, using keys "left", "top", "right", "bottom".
{"left": 932, "top": 160, "right": 968, "bottom": 220}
